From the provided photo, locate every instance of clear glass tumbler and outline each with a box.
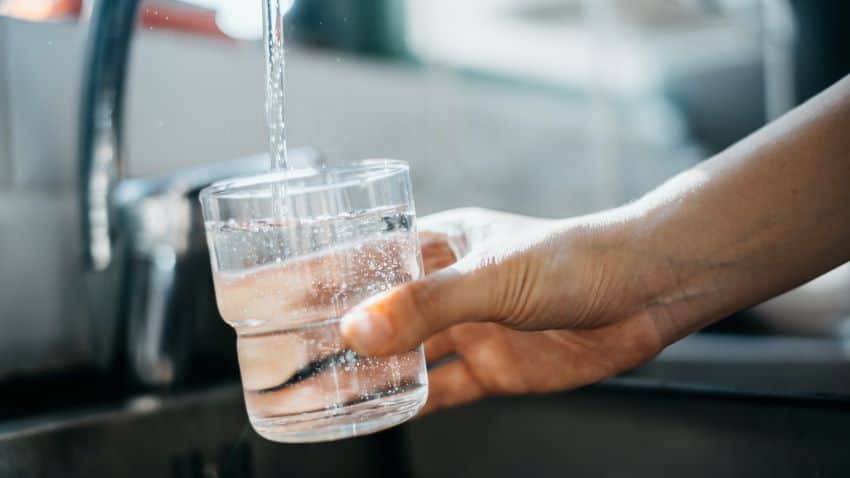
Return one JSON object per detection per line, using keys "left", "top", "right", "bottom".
{"left": 199, "top": 160, "right": 428, "bottom": 443}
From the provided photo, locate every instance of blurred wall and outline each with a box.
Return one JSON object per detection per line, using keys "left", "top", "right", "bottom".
{"left": 0, "top": 18, "right": 92, "bottom": 376}
{"left": 0, "top": 16, "right": 700, "bottom": 215}
{"left": 0, "top": 20, "right": 10, "bottom": 189}
{"left": 0, "top": 21, "right": 12, "bottom": 191}
{"left": 121, "top": 22, "right": 698, "bottom": 216}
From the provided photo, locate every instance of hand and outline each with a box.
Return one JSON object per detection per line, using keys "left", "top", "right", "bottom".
{"left": 342, "top": 77, "right": 850, "bottom": 414}
{"left": 340, "top": 208, "right": 669, "bottom": 414}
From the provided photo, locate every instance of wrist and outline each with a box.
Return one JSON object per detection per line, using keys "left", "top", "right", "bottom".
{"left": 616, "top": 200, "right": 726, "bottom": 346}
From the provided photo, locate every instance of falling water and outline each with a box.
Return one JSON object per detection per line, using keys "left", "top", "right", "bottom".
{"left": 262, "top": 0, "right": 290, "bottom": 173}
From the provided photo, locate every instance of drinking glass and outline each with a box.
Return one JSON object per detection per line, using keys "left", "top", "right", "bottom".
{"left": 200, "top": 160, "right": 428, "bottom": 443}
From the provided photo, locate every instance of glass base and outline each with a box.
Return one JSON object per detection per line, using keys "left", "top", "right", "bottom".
{"left": 250, "top": 386, "right": 427, "bottom": 443}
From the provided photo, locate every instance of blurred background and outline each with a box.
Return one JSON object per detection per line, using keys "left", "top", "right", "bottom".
{"left": 2, "top": 0, "right": 849, "bottom": 209}
{"left": 1, "top": 1, "right": 849, "bottom": 476}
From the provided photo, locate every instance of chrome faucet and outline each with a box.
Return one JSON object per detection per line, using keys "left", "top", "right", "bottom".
{"left": 77, "top": 0, "right": 141, "bottom": 382}
{"left": 77, "top": 0, "right": 319, "bottom": 386}
{"left": 79, "top": 0, "right": 140, "bottom": 273}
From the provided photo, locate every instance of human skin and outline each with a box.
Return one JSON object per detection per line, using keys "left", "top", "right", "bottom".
{"left": 340, "top": 74, "right": 850, "bottom": 414}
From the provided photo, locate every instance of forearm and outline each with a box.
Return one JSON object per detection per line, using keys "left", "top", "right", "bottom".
{"left": 629, "top": 75, "right": 850, "bottom": 344}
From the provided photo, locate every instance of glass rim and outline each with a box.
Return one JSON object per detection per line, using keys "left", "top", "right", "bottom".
{"left": 199, "top": 159, "right": 410, "bottom": 202}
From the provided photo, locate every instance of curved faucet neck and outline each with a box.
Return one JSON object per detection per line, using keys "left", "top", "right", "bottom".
{"left": 79, "top": 0, "right": 140, "bottom": 271}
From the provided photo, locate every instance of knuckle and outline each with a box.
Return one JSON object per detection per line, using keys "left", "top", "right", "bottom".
{"left": 492, "top": 254, "right": 538, "bottom": 326}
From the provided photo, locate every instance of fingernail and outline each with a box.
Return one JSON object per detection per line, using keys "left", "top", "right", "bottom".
{"left": 340, "top": 309, "right": 393, "bottom": 354}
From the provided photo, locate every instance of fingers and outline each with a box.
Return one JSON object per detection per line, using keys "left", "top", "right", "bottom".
{"left": 419, "top": 360, "right": 486, "bottom": 416}
{"left": 424, "top": 331, "right": 455, "bottom": 363}
{"left": 420, "top": 231, "right": 459, "bottom": 274}
{"left": 419, "top": 211, "right": 470, "bottom": 260}
{"left": 340, "top": 263, "right": 496, "bottom": 356}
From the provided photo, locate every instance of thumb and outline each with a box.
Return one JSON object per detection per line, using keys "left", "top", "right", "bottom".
{"left": 340, "top": 259, "right": 498, "bottom": 356}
